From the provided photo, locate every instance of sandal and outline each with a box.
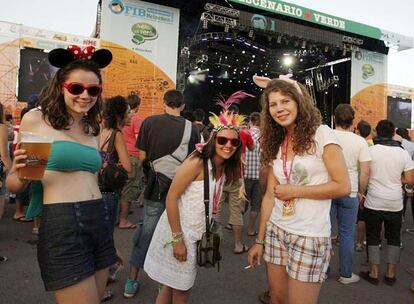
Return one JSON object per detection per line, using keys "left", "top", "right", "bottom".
{"left": 247, "top": 231, "right": 258, "bottom": 237}
{"left": 12, "top": 216, "right": 33, "bottom": 223}
{"left": 383, "top": 275, "right": 396, "bottom": 286}
{"left": 258, "top": 290, "right": 271, "bottom": 304}
{"left": 118, "top": 222, "right": 137, "bottom": 229}
{"left": 359, "top": 271, "right": 379, "bottom": 285}
{"left": 101, "top": 289, "right": 114, "bottom": 302}
{"left": 234, "top": 244, "right": 249, "bottom": 254}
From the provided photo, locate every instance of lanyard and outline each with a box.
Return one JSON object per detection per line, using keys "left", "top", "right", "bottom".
{"left": 212, "top": 175, "right": 225, "bottom": 214}
{"left": 281, "top": 136, "right": 294, "bottom": 184}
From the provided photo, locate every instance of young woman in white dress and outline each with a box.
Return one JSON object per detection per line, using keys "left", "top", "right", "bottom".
{"left": 144, "top": 111, "right": 245, "bottom": 304}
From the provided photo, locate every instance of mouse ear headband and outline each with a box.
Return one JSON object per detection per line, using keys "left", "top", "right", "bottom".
{"left": 48, "top": 45, "right": 112, "bottom": 69}
{"left": 253, "top": 74, "right": 303, "bottom": 96}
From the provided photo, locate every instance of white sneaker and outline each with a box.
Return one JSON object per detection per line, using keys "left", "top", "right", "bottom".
{"left": 338, "top": 273, "right": 360, "bottom": 284}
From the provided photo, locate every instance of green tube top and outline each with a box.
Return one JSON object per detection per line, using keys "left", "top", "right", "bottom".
{"left": 46, "top": 140, "right": 102, "bottom": 173}
{"left": 25, "top": 141, "right": 102, "bottom": 219}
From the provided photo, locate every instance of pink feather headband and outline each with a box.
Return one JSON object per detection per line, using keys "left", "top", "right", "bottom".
{"left": 209, "top": 90, "right": 254, "bottom": 132}
{"left": 253, "top": 74, "right": 303, "bottom": 96}
{"left": 195, "top": 90, "right": 253, "bottom": 153}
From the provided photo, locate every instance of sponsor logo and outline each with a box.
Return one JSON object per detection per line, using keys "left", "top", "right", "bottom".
{"left": 251, "top": 14, "right": 267, "bottom": 30}
{"left": 131, "top": 22, "right": 158, "bottom": 45}
{"left": 109, "top": 0, "right": 124, "bottom": 14}
{"left": 361, "top": 64, "right": 375, "bottom": 80}
{"left": 109, "top": 0, "right": 174, "bottom": 24}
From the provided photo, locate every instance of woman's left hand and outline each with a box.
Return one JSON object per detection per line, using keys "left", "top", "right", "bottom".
{"left": 274, "top": 184, "right": 297, "bottom": 201}
{"left": 172, "top": 240, "right": 187, "bottom": 262}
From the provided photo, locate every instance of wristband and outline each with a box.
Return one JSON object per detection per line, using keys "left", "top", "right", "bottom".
{"left": 163, "top": 236, "right": 183, "bottom": 248}
{"left": 255, "top": 238, "right": 266, "bottom": 245}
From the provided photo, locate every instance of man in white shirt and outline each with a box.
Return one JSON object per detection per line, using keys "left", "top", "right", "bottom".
{"left": 331, "top": 104, "right": 371, "bottom": 284}
{"left": 360, "top": 120, "right": 414, "bottom": 286}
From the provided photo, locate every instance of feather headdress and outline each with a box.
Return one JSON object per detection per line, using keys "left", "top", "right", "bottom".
{"left": 209, "top": 90, "right": 254, "bottom": 132}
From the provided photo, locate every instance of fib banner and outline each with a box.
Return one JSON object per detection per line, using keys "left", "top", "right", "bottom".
{"left": 100, "top": 0, "right": 180, "bottom": 117}
{"left": 351, "top": 49, "right": 388, "bottom": 128}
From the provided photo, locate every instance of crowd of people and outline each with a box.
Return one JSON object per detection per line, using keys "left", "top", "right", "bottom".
{"left": 0, "top": 45, "right": 414, "bottom": 304}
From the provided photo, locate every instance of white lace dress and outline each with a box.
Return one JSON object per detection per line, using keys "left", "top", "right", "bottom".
{"left": 144, "top": 161, "right": 216, "bottom": 291}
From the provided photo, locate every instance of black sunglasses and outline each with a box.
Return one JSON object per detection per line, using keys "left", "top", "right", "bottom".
{"left": 216, "top": 136, "right": 241, "bottom": 147}
{"left": 63, "top": 82, "right": 102, "bottom": 97}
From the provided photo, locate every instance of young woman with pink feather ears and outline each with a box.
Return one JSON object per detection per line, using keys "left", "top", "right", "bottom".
{"left": 248, "top": 74, "right": 350, "bottom": 304}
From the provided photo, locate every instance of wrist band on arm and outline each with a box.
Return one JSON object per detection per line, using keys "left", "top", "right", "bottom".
{"left": 255, "top": 238, "right": 265, "bottom": 245}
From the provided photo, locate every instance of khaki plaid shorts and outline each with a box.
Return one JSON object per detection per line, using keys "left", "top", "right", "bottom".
{"left": 263, "top": 222, "right": 331, "bottom": 283}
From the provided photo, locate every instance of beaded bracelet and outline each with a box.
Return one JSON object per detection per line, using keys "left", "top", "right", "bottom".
{"left": 255, "top": 238, "right": 266, "bottom": 245}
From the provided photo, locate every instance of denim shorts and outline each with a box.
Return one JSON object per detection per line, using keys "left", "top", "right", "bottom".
{"left": 37, "top": 199, "right": 117, "bottom": 291}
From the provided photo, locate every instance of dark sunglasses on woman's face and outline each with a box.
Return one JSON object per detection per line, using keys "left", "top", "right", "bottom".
{"left": 62, "top": 82, "right": 102, "bottom": 97}
{"left": 216, "top": 136, "right": 241, "bottom": 147}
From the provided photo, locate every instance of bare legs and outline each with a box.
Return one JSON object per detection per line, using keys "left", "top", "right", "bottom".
{"left": 266, "top": 263, "right": 321, "bottom": 304}
{"left": 13, "top": 198, "right": 26, "bottom": 219}
{"left": 155, "top": 285, "right": 189, "bottom": 304}
{"left": 54, "top": 268, "right": 109, "bottom": 304}
{"left": 118, "top": 200, "right": 137, "bottom": 229}
{"left": 247, "top": 210, "right": 259, "bottom": 235}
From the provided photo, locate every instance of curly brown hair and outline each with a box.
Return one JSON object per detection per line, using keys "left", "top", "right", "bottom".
{"left": 39, "top": 60, "right": 103, "bottom": 136}
{"left": 192, "top": 130, "right": 242, "bottom": 184}
{"left": 260, "top": 79, "right": 322, "bottom": 165}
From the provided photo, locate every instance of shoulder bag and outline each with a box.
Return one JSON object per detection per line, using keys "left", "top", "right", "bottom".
{"left": 196, "top": 158, "right": 222, "bottom": 271}
{"left": 98, "top": 130, "right": 128, "bottom": 192}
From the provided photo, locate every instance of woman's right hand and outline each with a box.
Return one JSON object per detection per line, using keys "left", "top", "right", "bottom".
{"left": 172, "top": 240, "right": 187, "bottom": 262}
{"left": 9, "top": 148, "right": 28, "bottom": 176}
{"left": 247, "top": 243, "right": 264, "bottom": 269}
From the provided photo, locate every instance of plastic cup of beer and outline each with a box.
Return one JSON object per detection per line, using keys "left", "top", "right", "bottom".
{"left": 18, "top": 132, "right": 53, "bottom": 180}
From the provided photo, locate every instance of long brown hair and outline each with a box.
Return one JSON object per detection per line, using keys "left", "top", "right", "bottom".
{"left": 192, "top": 130, "right": 242, "bottom": 184}
{"left": 260, "top": 79, "right": 321, "bottom": 165}
{"left": 39, "top": 60, "right": 103, "bottom": 136}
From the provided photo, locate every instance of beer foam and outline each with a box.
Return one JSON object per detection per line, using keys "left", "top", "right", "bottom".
{"left": 20, "top": 132, "right": 54, "bottom": 143}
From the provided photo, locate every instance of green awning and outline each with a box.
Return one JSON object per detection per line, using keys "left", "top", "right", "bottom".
{"left": 229, "top": 0, "right": 413, "bottom": 50}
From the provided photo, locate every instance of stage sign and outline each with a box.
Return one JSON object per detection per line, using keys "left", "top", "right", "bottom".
{"left": 238, "top": 11, "right": 343, "bottom": 46}
{"left": 230, "top": 0, "right": 413, "bottom": 50}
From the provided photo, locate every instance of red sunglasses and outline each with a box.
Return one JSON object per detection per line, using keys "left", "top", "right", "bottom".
{"left": 63, "top": 82, "right": 102, "bottom": 97}
{"left": 216, "top": 136, "right": 241, "bottom": 147}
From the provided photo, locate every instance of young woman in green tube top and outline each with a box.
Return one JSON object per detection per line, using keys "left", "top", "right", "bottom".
{"left": 6, "top": 45, "right": 116, "bottom": 304}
